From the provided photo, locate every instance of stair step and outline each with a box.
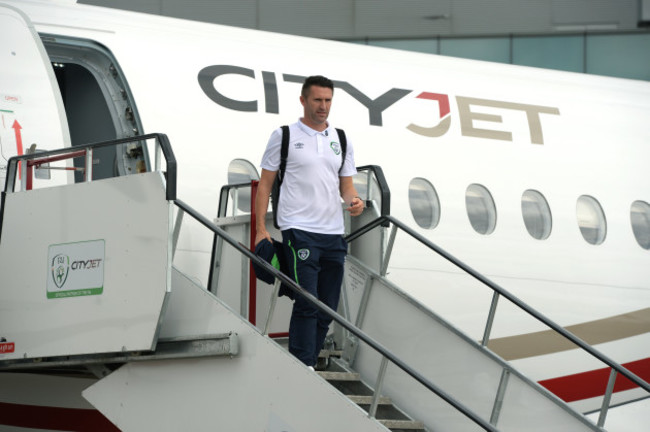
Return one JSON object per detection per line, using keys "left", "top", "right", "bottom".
{"left": 317, "top": 371, "right": 360, "bottom": 381}
{"left": 347, "top": 395, "right": 392, "bottom": 405}
{"left": 319, "top": 349, "right": 343, "bottom": 358}
{"left": 316, "top": 357, "right": 425, "bottom": 431}
{"left": 379, "top": 419, "right": 426, "bottom": 430}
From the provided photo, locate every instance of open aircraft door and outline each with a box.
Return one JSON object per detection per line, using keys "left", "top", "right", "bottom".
{"left": 0, "top": 3, "right": 71, "bottom": 191}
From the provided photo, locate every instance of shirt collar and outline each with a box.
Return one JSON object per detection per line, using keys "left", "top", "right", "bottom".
{"left": 298, "top": 118, "right": 331, "bottom": 136}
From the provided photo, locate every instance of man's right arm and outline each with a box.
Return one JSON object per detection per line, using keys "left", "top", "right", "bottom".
{"left": 254, "top": 168, "right": 278, "bottom": 246}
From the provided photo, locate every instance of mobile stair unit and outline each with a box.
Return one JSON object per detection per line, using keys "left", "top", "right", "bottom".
{"left": 1, "top": 135, "right": 647, "bottom": 431}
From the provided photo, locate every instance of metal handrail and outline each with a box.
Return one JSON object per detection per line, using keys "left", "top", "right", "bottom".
{"left": 345, "top": 215, "right": 650, "bottom": 400}
{"left": 3, "top": 133, "right": 176, "bottom": 200}
{"left": 356, "top": 165, "right": 390, "bottom": 220}
{"left": 217, "top": 182, "right": 252, "bottom": 217}
{"left": 173, "top": 198, "right": 499, "bottom": 432}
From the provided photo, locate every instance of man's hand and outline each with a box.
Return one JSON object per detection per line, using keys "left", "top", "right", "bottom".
{"left": 346, "top": 196, "right": 364, "bottom": 217}
{"left": 255, "top": 229, "right": 272, "bottom": 247}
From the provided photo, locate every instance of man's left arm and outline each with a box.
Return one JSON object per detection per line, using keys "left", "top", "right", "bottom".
{"left": 340, "top": 176, "right": 364, "bottom": 217}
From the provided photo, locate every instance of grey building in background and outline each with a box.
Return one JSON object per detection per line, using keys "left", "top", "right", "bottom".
{"left": 79, "top": 0, "right": 650, "bottom": 81}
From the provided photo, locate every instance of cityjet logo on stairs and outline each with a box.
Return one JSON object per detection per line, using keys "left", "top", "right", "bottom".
{"left": 47, "top": 240, "right": 105, "bottom": 299}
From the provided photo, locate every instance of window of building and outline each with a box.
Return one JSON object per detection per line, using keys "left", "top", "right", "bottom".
{"left": 440, "top": 37, "right": 510, "bottom": 63}
{"left": 408, "top": 178, "right": 440, "bottom": 229}
{"left": 512, "top": 35, "right": 584, "bottom": 73}
{"left": 576, "top": 195, "right": 606, "bottom": 245}
{"left": 466, "top": 184, "right": 496, "bottom": 235}
{"left": 630, "top": 200, "right": 650, "bottom": 250}
{"left": 521, "top": 190, "right": 552, "bottom": 240}
{"left": 586, "top": 33, "right": 650, "bottom": 81}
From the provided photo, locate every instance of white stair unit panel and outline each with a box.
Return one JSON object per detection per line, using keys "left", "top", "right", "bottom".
{"left": 0, "top": 170, "right": 171, "bottom": 360}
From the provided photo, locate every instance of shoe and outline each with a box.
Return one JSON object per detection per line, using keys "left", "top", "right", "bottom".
{"left": 315, "top": 355, "right": 329, "bottom": 371}
{"left": 307, "top": 366, "right": 315, "bottom": 372}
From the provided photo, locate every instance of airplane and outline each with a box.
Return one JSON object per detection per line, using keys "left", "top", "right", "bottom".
{"left": 0, "top": 0, "right": 649, "bottom": 431}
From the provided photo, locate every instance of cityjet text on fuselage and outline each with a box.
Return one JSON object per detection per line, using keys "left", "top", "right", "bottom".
{"left": 198, "top": 65, "right": 560, "bottom": 145}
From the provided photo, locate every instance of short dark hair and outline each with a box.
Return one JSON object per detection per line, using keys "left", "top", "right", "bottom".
{"left": 301, "top": 75, "right": 334, "bottom": 99}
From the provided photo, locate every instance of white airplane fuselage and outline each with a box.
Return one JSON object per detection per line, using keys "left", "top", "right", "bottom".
{"left": 0, "top": 0, "right": 649, "bottom": 428}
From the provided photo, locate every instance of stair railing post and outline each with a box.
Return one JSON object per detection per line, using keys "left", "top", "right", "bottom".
{"left": 85, "top": 148, "right": 93, "bottom": 182}
{"left": 232, "top": 188, "right": 239, "bottom": 216}
{"left": 366, "top": 169, "right": 373, "bottom": 199}
{"left": 355, "top": 275, "right": 374, "bottom": 329}
{"left": 490, "top": 368, "right": 510, "bottom": 426}
{"left": 368, "top": 356, "right": 389, "bottom": 419}
{"left": 380, "top": 224, "right": 398, "bottom": 277}
{"left": 20, "top": 156, "right": 26, "bottom": 191}
{"left": 597, "top": 368, "right": 617, "bottom": 428}
{"left": 482, "top": 291, "right": 500, "bottom": 346}
{"left": 155, "top": 140, "right": 162, "bottom": 171}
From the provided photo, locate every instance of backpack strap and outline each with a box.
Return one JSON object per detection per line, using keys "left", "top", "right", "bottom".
{"left": 335, "top": 128, "right": 347, "bottom": 175}
{"left": 271, "top": 125, "right": 289, "bottom": 230}
{"left": 278, "top": 125, "right": 290, "bottom": 185}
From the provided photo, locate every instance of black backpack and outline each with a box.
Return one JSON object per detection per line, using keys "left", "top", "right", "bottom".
{"left": 271, "top": 125, "right": 347, "bottom": 229}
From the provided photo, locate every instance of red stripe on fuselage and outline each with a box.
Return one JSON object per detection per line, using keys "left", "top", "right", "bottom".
{"left": 0, "top": 402, "right": 120, "bottom": 431}
{"left": 539, "top": 357, "right": 650, "bottom": 403}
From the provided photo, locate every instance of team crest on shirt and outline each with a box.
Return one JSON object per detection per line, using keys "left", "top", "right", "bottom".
{"left": 330, "top": 141, "right": 341, "bottom": 155}
{"left": 297, "top": 249, "right": 310, "bottom": 261}
{"left": 294, "top": 142, "right": 305, "bottom": 149}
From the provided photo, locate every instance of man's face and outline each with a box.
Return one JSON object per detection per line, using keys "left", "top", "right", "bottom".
{"left": 301, "top": 85, "right": 333, "bottom": 129}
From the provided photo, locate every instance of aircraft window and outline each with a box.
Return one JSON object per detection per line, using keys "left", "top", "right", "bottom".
{"left": 521, "top": 190, "right": 552, "bottom": 240}
{"left": 630, "top": 200, "right": 650, "bottom": 250}
{"left": 408, "top": 178, "right": 440, "bottom": 229}
{"left": 466, "top": 184, "right": 496, "bottom": 235}
{"left": 227, "top": 159, "right": 260, "bottom": 213}
{"left": 576, "top": 195, "right": 607, "bottom": 245}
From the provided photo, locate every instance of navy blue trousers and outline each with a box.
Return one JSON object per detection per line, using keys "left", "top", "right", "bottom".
{"left": 282, "top": 228, "right": 347, "bottom": 367}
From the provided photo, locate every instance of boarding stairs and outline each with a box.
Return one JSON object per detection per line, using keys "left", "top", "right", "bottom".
{"left": 1, "top": 135, "right": 648, "bottom": 432}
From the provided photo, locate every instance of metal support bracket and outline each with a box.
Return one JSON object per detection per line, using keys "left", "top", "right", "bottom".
{"left": 0, "top": 333, "right": 239, "bottom": 371}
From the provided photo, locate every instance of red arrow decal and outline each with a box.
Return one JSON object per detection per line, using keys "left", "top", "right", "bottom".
{"left": 12, "top": 120, "right": 23, "bottom": 177}
{"left": 12, "top": 120, "right": 23, "bottom": 155}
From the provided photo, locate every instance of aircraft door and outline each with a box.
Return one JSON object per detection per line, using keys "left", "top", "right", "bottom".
{"left": 43, "top": 37, "right": 149, "bottom": 182}
{"left": 0, "top": 4, "right": 71, "bottom": 190}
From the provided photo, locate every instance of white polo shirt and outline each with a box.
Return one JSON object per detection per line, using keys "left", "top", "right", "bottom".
{"left": 260, "top": 120, "right": 357, "bottom": 234}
